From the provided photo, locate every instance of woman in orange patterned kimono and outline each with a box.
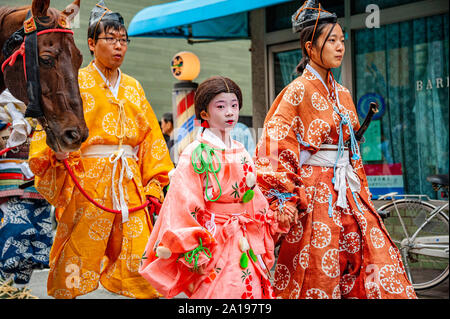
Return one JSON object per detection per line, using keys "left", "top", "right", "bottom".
{"left": 255, "top": 0, "right": 417, "bottom": 299}
{"left": 140, "top": 76, "right": 289, "bottom": 299}
{"left": 27, "top": 1, "right": 173, "bottom": 299}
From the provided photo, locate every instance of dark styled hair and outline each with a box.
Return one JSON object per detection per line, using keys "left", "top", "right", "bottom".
{"left": 296, "top": 22, "right": 339, "bottom": 74}
{"left": 194, "top": 76, "right": 243, "bottom": 122}
{"left": 87, "top": 20, "right": 128, "bottom": 55}
{"left": 162, "top": 112, "right": 173, "bottom": 124}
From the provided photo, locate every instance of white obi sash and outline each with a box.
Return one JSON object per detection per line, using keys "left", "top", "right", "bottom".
{"left": 304, "top": 144, "right": 361, "bottom": 209}
{"left": 81, "top": 144, "right": 139, "bottom": 223}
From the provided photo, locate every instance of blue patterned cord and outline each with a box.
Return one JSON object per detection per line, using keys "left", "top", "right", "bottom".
{"left": 266, "top": 189, "right": 296, "bottom": 212}
{"left": 352, "top": 192, "right": 365, "bottom": 214}
{"left": 296, "top": 133, "right": 310, "bottom": 148}
{"left": 328, "top": 193, "right": 333, "bottom": 218}
{"left": 328, "top": 70, "right": 361, "bottom": 216}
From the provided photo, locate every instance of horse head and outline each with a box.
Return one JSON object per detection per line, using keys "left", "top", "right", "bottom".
{"left": 0, "top": 0, "right": 88, "bottom": 153}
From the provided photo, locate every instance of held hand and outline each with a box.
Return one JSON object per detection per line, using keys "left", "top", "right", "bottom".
{"left": 283, "top": 203, "right": 299, "bottom": 224}
{"left": 277, "top": 212, "right": 292, "bottom": 229}
{"left": 276, "top": 208, "right": 291, "bottom": 224}
{"left": 189, "top": 263, "right": 207, "bottom": 275}
{"left": 147, "top": 195, "right": 162, "bottom": 215}
{"left": 55, "top": 152, "right": 69, "bottom": 161}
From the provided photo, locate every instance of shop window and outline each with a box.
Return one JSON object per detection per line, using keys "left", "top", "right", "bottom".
{"left": 273, "top": 48, "right": 341, "bottom": 97}
{"left": 351, "top": 0, "right": 424, "bottom": 15}
{"left": 266, "top": 0, "right": 344, "bottom": 33}
{"left": 354, "top": 14, "right": 449, "bottom": 199}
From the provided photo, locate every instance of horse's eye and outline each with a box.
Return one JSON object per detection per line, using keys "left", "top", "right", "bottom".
{"left": 39, "top": 56, "right": 55, "bottom": 68}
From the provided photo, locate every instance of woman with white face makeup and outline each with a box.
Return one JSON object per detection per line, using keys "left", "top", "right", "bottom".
{"left": 140, "top": 76, "right": 290, "bottom": 299}
{"left": 255, "top": 0, "right": 417, "bottom": 299}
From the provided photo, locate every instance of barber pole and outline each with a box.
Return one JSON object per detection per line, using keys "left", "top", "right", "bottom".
{"left": 170, "top": 51, "right": 200, "bottom": 163}
{"left": 172, "top": 82, "right": 198, "bottom": 162}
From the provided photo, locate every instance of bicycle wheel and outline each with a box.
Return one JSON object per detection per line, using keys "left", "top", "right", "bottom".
{"left": 380, "top": 199, "right": 449, "bottom": 290}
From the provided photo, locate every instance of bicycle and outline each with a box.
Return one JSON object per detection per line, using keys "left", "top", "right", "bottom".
{"left": 377, "top": 174, "right": 449, "bottom": 290}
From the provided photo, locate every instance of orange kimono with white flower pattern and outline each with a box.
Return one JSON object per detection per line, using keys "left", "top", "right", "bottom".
{"left": 28, "top": 62, "right": 173, "bottom": 299}
{"left": 255, "top": 66, "right": 416, "bottom": 299}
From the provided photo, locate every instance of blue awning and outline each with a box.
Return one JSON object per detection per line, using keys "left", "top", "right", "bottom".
{"left": 128, "top": 0, "right": 292, "bottom": 41}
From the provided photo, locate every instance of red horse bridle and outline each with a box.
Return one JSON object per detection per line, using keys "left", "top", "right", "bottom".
{"left": 2, "top": 11, "right": 73, "bottom": 119}
{"left": 0, "top": 11, "right": 72, "bottom": 156}
{"left": 2, "top": 28, "right": 74, "bottom": 77}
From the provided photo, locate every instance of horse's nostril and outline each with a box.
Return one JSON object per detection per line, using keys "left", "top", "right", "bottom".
{"left": 81, "top": 127, "right": 89, "bottom": 143}
{"left": 62, "top": 129, "right": 81, "bottom": 144}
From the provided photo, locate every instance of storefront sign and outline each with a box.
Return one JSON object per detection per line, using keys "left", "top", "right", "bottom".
{"left": 357, "top": 93, "right": 385, "bottom": 121}
{"left": 364, "top": 163, "right": 405, "bottom": 199}
{"left": 416, "top": 76, "right": 449, "bottom": 91}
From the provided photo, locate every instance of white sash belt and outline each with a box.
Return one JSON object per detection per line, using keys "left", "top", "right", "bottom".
{"left": 82, "top": 144, "right": 139, "bottom": 223}
{"left": 304, "top": 144, "right": 360, "bottom": 209}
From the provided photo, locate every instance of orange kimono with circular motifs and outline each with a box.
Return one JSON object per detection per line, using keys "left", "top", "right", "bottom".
{"left": 255, "top": 66, "right": 417, "bottom": 299}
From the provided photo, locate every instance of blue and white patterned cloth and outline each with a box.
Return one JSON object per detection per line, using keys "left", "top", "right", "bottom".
{"left": 0, "top": 198, "right": 53, "bottom": 285}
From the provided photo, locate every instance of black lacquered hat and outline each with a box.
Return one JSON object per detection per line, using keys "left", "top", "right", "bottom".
{"left": 89, "top": 0, "right": 124, "bottom": 28}
{"left": 291, "top": 0, "right": 337, "bottom": 33}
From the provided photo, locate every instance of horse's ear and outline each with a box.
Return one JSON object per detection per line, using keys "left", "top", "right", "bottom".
{"left": 61, "top": 0, "right": 80, "bottom": 23}
{"left": 31, "top": 0, "right": 50, "bottom": 17}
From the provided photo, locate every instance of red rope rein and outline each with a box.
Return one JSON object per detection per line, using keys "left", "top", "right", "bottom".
{"left": 0, "top": 146, "right": 154, "bottom": 214}
{"left": 0, "top": 147, "right": 14, "bottom": 157}
{"left": 62, "top": 158, "right": 152, "bottom": 214}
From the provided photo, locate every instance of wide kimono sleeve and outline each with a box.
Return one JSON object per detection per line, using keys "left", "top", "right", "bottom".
{"left": 255, "top": 79, "right": 328, "bottom": 213}
{"left": 138, "top": 142, "right": 216, "bottom": 298}
{"left": 135, "top": 83, "right": 174, "bottom": 202}
{"left": 233, "top": 150, "right": 290, "bottom": 269}
{"left": 27, "top": 126, "right": 83, "bottom": 213}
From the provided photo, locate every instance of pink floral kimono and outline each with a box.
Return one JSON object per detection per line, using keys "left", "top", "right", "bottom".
{"left": 139, "top": 129, "right": 286, "bottom": 299}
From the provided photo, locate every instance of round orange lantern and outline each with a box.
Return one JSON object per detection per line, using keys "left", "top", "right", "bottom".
{"left": 170, "top": 51, "right": 200, "bottom": 81}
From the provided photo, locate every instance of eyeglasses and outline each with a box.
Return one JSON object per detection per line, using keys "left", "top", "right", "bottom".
{"left": 97, "top": 37, "right": 130, "bottom": 46}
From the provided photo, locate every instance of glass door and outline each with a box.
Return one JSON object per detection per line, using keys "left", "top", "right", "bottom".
{"left": 268, "top": 42, "right": 342, "bottom": 104}
{"left": 354, "top": 14, "right": 449, "bottom": 198}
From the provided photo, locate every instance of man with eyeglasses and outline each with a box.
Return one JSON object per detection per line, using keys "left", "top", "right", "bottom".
{"left": 28, "top": 0, "right": 173, "bottom": 299}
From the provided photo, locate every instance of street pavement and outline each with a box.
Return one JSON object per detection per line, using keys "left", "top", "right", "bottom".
{"left": 25, "top": 268, "right": 448, "bottom": 299}
{"left": 17, "top": 199, "right": 449, "bottom": 300}
{"left": 26, "top": 268, "right": 187, "bottom": 299}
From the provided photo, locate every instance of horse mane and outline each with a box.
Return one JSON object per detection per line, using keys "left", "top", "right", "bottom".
{"left": 0, "top": 6, "right": 29, "bottom": 93}
{"left": 0, "top": 5, "right": 62, "bottom": 93}
{"left": 0, "top": 6, "right": 28, "bottom": 28}
{"left": 0, "top": 5, "right": 61, "bottom": 30}
{"left": 37, "top": 8, "right": 62, "bottom": 28}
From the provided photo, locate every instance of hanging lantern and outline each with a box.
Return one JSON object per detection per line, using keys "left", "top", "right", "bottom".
{"left": 170, "top": 51, "right": 200, "bottom": 81}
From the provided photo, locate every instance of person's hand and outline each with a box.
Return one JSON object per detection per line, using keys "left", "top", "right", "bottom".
{"left": 147, "top": 195, "right": 162, "bottom": 215}
{"left": 55, "top": 151, "right": 69, "bottom": 161}
{"left": 277, "top": 211, "right": 292, "bottom": 229}
{"left": 189, "top": 263, "right": 207, "bottom": 275}
{"left": 281, "top": 202, "right": 299, "bottom": 224}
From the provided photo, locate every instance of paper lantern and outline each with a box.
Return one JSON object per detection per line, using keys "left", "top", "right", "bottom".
{"left": 170, "top": 51, "right": 200, "bottom": 81}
